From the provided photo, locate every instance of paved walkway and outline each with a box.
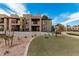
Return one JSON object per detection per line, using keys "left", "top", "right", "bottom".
{"left": 24, "top": 37, "right": 35, "bottom": 56}
{"left": 62, "top": 32, "right": 79, "bottom": 39}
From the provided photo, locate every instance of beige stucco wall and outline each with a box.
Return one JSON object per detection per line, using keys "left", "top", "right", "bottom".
{"left": 0, "top": 14, "right": 52, "bottom": 32}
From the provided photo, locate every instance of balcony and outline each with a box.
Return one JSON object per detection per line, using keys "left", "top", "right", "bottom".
{"left": 11, "top": 25, "right": 20, "bottom": 31}
{"left": 0, "top": 25, "right": 4, "bottom": 31}
{"left": 0, "top": 18, "right": 4, "bottom": 23}
{"left": 11, "top": 20, "right": 20, "bottom": 25}
{"left": 31, "top": 21, "right": 40, "bottom": 26}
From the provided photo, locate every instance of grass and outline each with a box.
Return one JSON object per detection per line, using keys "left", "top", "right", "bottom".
{"left": 27, "top": 34, "right": 79, "bottom": 56}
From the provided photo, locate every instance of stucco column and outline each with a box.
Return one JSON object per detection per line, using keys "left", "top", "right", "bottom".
{"left": 40, "top": 18, "right": 42, "bottom": 32}
{"left": 4, "top": 18, "right": 7, "bottom": 31}
{"left": 29, "top": 18, "right": 31, "bottom": 32}
{"left": 9, "top": 18, "right": 12, "bottom": 31}
{"left": 20, "top": 18, "right": 23, "bottom": 31}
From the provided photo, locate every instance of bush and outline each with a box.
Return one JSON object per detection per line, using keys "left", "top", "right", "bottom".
{"left": 32, "top": 35, "right": 34, "bottom": 38}
{"left": 24, "top": 36, "right": 27, "bottom": 38}
{"left": 34, "top": 34, "right": 37, "bottom": 37}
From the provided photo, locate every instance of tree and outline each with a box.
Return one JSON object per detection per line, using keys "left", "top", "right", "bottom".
{"left": 55, "top": 24, "right": 66, "bottom": 37}
{"left": 58, "top": 24, "right": 66, "bottom": 32}
{"left": 42, "top": 15, "right": 48, "bottom": 20}
{"left": 10, "top": 31, "right": 14, "bottom": 47}
{"left": 51, "top": 25, "right": 55, "bottom": 32}
{"left": 4, "top": 30, "right": 8, "bottom": 46}
{"left": 4, "top": 30, "right": 14, "bottom": 47}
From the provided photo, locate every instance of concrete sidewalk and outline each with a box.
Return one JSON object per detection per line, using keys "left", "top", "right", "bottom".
{"left": 24, "top": 37, "right": 35, "bottom": 56}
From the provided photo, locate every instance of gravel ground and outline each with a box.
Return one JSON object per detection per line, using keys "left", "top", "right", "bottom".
{"left": 0, "top": 32, "right": 51, "bottom": 56}
{"left": 0, "top": 36, "right": 31, "bottom": 56}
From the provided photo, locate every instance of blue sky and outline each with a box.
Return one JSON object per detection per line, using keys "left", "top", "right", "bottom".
{"left": 0, "top": 3, "right": 79, "bottom": 26}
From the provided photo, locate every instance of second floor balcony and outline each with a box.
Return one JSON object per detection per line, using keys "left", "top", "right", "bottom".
{"left": 0, "top": 18, "right": 4, "bottom": 23}
{"left": 0, "top": 25, "right": 4, "bottom": 31}
{"left": 31, "top": 21, "right": 40, "bottom": 26}
{"left": 11, "top": 18, "right": 20, "bottom": 25}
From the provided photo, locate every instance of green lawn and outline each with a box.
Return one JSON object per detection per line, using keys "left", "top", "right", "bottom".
{"left": 27, "top": 34, "right": 79, "bottom": 56}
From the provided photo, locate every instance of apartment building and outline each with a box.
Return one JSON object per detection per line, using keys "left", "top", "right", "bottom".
{"left": 0, "top": 14, "right": 52, "bottom": 32}
{"left": 0, "top": 14, "right": 8, "bottom": 31}
{"left": 66, "top": 25, "right": 79, "bottom": 31}
{"left": 23, "top": 14, "right": 42, "bottom": 32}
{"left": 42, "top": 20, "right": 52, "bottom": 32}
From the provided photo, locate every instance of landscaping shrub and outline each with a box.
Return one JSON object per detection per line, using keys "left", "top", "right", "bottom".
{"left": 24, "top": 36, "right": 27, "bottom": 38}
{"left": 34, "top": 34, "right": 37, "bottom": 37}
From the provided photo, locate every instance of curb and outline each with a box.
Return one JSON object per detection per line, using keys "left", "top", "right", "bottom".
{"left": 24, "top": 37, "right": 35, "bottom": 56}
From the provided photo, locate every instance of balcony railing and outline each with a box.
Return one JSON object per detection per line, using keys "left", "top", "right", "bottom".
{"left": 0, "top": 25, "right": 4, "bottom": 31}
{"left": 11, "top": 21, "right": 20, "bottom": 24}
{"left": 0, "top": 20, "right": 4, "bottom": 23}
{"left": 32, "top": 22, "right": 40, "bottom": 25}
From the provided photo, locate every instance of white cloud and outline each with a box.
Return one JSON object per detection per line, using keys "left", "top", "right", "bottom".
{"left": 53, "top": 13, "right": 69, "bottom": 25}
{"left": 5, "top": 3, "right": 30, "bottom": 16}
{"left": 69, "top": 12, "right": 79, "bottom": 18}
{"left": 0, "top": 8, "right": 10, "bottom": 16}
{"left": 61, "top": 12, "right": 79, "bottom": 24}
